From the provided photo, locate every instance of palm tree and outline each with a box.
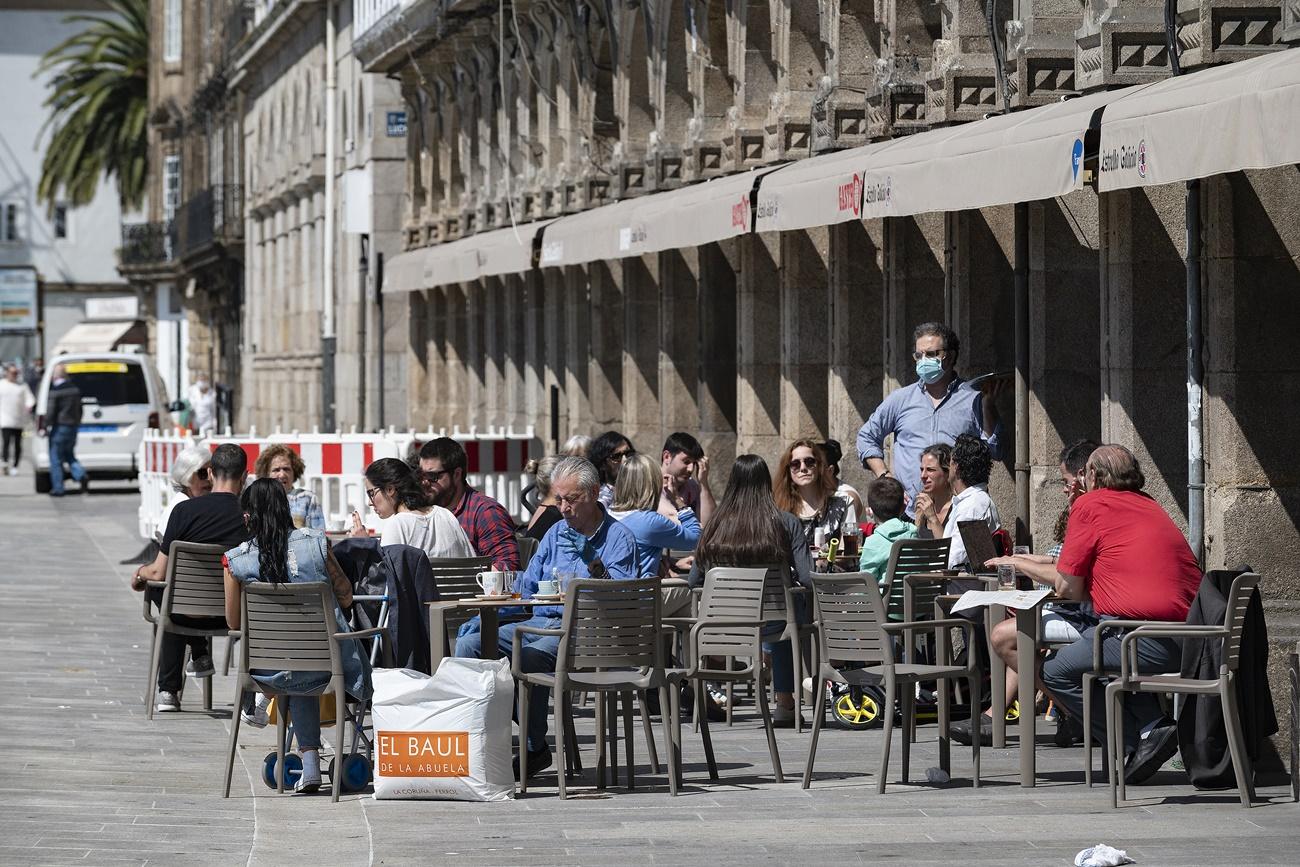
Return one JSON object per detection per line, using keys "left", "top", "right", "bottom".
{"left": 36, "top": 0, "right": 149, "bottom": 211}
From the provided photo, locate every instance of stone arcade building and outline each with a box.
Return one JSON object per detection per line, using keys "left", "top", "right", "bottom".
{"left": 353, "top": 0, "right": 1300, "bottom": 760}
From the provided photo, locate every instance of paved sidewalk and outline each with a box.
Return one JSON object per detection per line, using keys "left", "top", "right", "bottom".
{"left": 0, "top": 471, "right": 1296, "bottom": 866}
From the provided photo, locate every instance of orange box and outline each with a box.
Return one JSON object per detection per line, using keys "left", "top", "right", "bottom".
{"left": 376, "top": 731, "right": 470, "bottom": 778}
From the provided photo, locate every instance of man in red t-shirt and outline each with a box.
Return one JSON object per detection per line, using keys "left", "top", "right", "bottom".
{"left": 1040, "top": 445, "right": 1201, "bottom": 784}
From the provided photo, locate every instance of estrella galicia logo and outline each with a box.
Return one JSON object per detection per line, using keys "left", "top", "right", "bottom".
{"left": 1137, "top": 140, "right": 1147, "bottom": 179}
{"left": 1071, "top": 138, "right": 1084, "bottom": 183}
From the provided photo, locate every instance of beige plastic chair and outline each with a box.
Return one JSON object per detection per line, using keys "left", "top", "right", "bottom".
{"left": 801, "top": 571, "right": 981, "bottom": 793}
{"left": 145, "top": 541, "right": 231, "bottom": 719}
{"left": 664, "top": 567, "right": 782, "bottom": 784}
{"left": 759, "top": 566, "right": 817, "bottom": 732}
{"left": 222, "top": 581, "right": 381, "bottom": 803}
{"left": 1105, "top": 571, "right": 1262, "bottom": 808}
{"left": 882, "top": 538, "right": 952, "bottom": 623}
{"left": 512, "top": 577, "right": 684, "bottom": 798}
{"left": 425, "top": 555, "right": 493, "bottom": 656}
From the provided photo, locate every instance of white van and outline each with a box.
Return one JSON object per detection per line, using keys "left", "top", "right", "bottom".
{"left": 34, "top": 352, "right": 174, "bottom": 493}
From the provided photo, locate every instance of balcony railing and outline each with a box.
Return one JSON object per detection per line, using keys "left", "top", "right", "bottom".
{"left": 354, "top": 0, "right": 409, "bottom": 41}
{"left": 119, "top": 221, "right": 176, "bottom": 266}
{"left": 182, "top": 185, "right": 245, "bottom": 256}
{"left": 223, "top": 0, "right": 255, "bottom": 64}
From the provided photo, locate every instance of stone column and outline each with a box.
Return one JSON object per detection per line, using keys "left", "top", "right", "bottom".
{"left": 522, "top": 271, "right": 547, "bottom": 436}
{"left": 779, "top": 228, "right": 831, "bottom": 443}
{"left": 483, "top": 276, "right": 506, "bottom": 428}
{"left": 1098, "top": 185, "right": 1190, "bottom": 526}
{"left": 658, "top": 247, "right": 701, "bottom": 439}
{"left": 622, "top": 254, "right": 662, "bottom": 449}
{"left": 501, "top": 273, "right": 527, "bottom": 431}
{"left": 883, "top": 215, "right": 947, "bottom": 390}
{"left": 828, "top": 220, "right": 886, "bottom": 497}
{"left": 563, "top": 265, "right": 593, "bottom": 438}
{"left": 587, "top": 260, "right": 626, "bottom": 430}
{"left": 464, "top": 280, "right": 485, "bottom": 428}
{"left": 1026, "top": 192, "right": 1102, "bottom": 549}
{"left": 442, "top": 284, "right": 469, "bottom": 429}
{"left": 405, "top": 289, "right": 432, "bottom": 429}
{"left": 698, "top": 239, "right": 739, "bottom": 478}
{"left": 737, "top": 232, "right": 783, "bottom": 461}
{"left": 542, "top": 268, "right": 568, "bottom": 445}
{"left": 724, "top": 0, "right": 779, "bottom": 170}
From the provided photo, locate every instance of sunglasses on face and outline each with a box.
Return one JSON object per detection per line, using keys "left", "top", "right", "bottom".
{"left": 610, "top": 448, "right": 634, "bottom": 462}
{"left": 790, "top": 457, "right": 819, "bottom": 471}
{"left": 421, "top": 469, "right": 450, "bottom": 482}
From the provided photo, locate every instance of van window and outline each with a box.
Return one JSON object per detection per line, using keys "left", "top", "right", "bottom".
{"left": 63, "top": 361, "right": 150, "bottom": 406}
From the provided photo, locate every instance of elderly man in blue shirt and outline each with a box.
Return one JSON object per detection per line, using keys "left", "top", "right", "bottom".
{"left": 455, "top": 455, "right": 637, "bottom": 780}
{"left": 856, "top": 322, "right": 1003, "bottom": 515}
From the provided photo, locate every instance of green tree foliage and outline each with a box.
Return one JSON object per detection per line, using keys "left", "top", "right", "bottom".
{"left": 36, "top": 0, "right": 149, "bottom": 211}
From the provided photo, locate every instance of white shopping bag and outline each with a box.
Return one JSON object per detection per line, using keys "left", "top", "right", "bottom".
{"left": 371, "top": 657, "right": 516, "bottom": 801}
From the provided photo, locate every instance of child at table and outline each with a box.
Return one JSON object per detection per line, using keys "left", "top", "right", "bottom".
{"left": 858, "top": 477, "right": 917, "bottom": 587}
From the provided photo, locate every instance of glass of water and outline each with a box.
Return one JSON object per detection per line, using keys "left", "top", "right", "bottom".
{"left": 997, "top": 563, "right": 1017, "bottom": 589}
{"left": 1013, "top": 545, "right": 1030, "bottom": 556}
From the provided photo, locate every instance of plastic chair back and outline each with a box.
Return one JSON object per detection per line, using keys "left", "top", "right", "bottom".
{"left": 240, "top": 581, "right": 342, "bottom": 676}
{"left": 883, "top": 538, "right": 951, "bottom": 621}
{"left": 556, "top": 577, "right": 663, "bottom": 672}
{"left": 811, "top": 572, "right": 891, "bottom": 667}
{"left": 1221, "top": 571, "right": 1262, "bottom": 674}
{"left": 695, "top": 567, "right": 768, "bottom": 659}
{"left": 164, "top": 541, "right": 229, "bottom": 619}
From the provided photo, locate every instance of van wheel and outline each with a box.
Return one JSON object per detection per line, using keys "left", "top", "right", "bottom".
{"left": 35, "top": 471, "right": 51, "bottom": 494}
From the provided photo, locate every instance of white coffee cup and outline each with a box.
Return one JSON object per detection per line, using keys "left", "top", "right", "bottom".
{"left": 477, "top": 571, "right": 508, "bottom": 596}
{"left": 536, "top": 578, "right": 560, "bottom": 596}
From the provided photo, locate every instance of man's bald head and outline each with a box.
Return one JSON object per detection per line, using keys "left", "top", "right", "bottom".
{"left": 1086, "top": 444, "right": 1145, "bottom": 493}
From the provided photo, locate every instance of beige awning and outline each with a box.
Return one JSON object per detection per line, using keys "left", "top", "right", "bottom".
{"left": 540, "top": 169, "right": 776, "bottom": 267}
{"left": 382, "top": 247, "right": 427, "bottom": 294}
{"left": 52, "top": 320, "right": 143, "bottom": 355}
{"left": 475, "top": 219, "right": 555, "bottom": 278}
{"left": 421, "top": 236, "right": 481, "bottom": 287}
{"left": 857, "top": 85, "right": 1146, "bottom": 220}
{"left": 754, "top": 141, "right": 895, "bottom": 233}
{"left": 1099, "top": 48, "right": 1300, "bottom": 192}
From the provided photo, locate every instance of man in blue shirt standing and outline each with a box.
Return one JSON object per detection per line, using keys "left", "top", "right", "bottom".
{"left": 856, "top": 322, "right": 1002, "bottom": 515}
{"left": 455, "top": 455, "right": 637, "bottom": 780}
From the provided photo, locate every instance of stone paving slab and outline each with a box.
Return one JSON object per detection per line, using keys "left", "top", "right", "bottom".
{"left": 0, "top": 472, "right": 1297, "bottom": 866}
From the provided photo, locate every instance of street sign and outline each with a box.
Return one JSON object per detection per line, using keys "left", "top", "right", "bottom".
{"left": 0, "top": 267, "right": 38, "bottom": 332}
{"left": 386, "top": 110, "right": 407, "bottom": 137}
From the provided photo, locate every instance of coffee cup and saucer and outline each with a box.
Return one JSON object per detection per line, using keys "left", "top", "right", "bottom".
{"left": 532, "top": 578, "right": 563, "bottom": 602}
{"left": 475, "top": 570, "right": 517, "bottom": 601}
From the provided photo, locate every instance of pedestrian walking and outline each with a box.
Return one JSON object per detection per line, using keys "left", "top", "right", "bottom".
{"left": 186, "top": 375, "right": 217, "bottom": 433}
{"left": 42, "top": 363, "right": 87, "bottom": 496}
{"left": 0, "top": 364, "right": 35, "bottom": 475}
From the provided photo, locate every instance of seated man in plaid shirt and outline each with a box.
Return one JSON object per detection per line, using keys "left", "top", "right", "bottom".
{"left": 418, "top": 437, "right": 521, "bottom": 571}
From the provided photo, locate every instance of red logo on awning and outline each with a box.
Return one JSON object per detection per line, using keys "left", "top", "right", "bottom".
{"left": 731, "top": 194, "right": 750, "bottom": 230}
{"left": 837, "top": 174, "right": 863, "bottom": 216}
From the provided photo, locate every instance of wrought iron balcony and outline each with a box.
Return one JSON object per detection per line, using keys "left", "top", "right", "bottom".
{"left": 182, "top": 184, "right": 244, "bottom": 256}
{"left": 119, "top": 221, "right": 176, "bottom": 266}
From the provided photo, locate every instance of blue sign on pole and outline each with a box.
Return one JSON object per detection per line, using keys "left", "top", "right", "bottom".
{"left": 386, "top": 111, "right": 407, "bottom": 137}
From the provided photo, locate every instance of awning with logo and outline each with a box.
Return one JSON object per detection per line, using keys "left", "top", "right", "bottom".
{"left": 52, "top": 320, "right": 145, "bottom": 355}
{"left": 754, "top": 141, "right": 895, "bottom": 233}
{"left": 539, "top": 169, "right": 776, "bottom": 268}
{"left": 857, "top": 86, "right": 1145, "bottom": 221}
{"left": 475, "top": 219, "right": 556, "bottom": 278}
{"left": 1098, "top": 48, "right": 1300, "bottom": 192}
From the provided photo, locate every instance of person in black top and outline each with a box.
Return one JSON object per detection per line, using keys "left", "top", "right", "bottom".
{"left": 131, "top": 443, "right": 249, "bottom": 712}
{"left": 42, "top": 363, "right": 87, "bottom": 496}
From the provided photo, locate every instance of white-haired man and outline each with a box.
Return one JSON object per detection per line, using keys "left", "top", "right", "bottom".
{"left": 455, "top": 456, "right": 638, "bottom": 779}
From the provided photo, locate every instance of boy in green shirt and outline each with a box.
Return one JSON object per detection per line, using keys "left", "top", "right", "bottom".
{"left": 858, "top": 476, "right": 919, "bottom": 587}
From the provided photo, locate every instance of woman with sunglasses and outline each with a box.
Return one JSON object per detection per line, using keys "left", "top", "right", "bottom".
{"left": 773, "top": 439, "right": 855, "bottom": 558}
{"left": 349, "top": 457, "right": 473, "bottom": 560}
{"left": 587, "top": 430, "right": 636, "bottom": 507}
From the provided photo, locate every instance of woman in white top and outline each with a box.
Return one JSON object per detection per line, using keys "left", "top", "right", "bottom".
{"left": 349, "top": 457, "right": 474, "bottom": 560}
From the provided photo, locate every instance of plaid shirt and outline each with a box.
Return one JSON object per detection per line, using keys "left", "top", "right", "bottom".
{"left": 286, "top": 486, "right": 326, "bottom": 530}
{"left": 453, "top": 487, "right": 520, "bottom": 571}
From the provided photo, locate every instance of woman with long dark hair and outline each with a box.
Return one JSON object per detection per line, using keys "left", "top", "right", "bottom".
{"left": 688, "top": 454, "right": 812, "bottom": 726}
{"left": 349, "top": 457, "right": 473, "bottom": 560}
{"left": 223, "top": 479, "right": 371, "bottom": 793}
{"left": 587, "top": 430, "right": 635, "bottom": 506}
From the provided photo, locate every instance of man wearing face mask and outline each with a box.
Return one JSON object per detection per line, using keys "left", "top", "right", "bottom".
{"left": 855, "top": 322, "right": 1002, "bottom": 515}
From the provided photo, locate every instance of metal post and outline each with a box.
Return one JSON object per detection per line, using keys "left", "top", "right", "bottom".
{"left": 321, "top": 0, "right": 338, "bottom": 431}
{"left": 1014, "top": 201, "right": 1030, "bottom": 546}
{"left": 376, "top": 251, "right": 385, "bottom": 429}
{"left": 358, "top": 234, "right": 369, "bottom": 430}
{"left": 1186, "top": 178, "right": 1204, "bottom": 565}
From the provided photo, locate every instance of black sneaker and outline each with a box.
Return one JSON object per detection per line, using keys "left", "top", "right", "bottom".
{"left": 80, "top": 476, "right": 90, "bottom": 494}
{"left": 1124, "top": 719, "right": 1179, "bottom": 785}
{"left": 513, "top": 747, "right": 553, "bottom": 781}
{"left": 949, "top": 714, "right": 993, "bottom": 746}
{"left": 1053, "top": 711, "right": 1084, "bottom": 748}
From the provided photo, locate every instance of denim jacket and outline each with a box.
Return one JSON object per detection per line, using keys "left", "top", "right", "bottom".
{"left": 226, "top": 528, "right": 371, "bottom": 699}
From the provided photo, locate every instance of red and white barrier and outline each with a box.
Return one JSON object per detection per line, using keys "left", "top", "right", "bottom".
{"left": 137, "top": 426, "right": 542, "bottom": 541}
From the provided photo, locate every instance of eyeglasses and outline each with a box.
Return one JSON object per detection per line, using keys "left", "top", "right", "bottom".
{"left": 365, "top": 487, "right": 381, "bottom": 502}
{"left": 912, "top": 349, "right": 947, "bottom": 361}
{"left": 610, "top": 448, "right": 634, "bottom": 462}
{"left": 421, "top": 469, "right": 449, "bottom": 482}
{"left": 790, "top": 457, "right": 819, "bottom": 471}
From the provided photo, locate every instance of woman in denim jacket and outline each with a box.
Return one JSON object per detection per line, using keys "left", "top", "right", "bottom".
{"left": 223, "top": 478, "right": 372, "bottom": 793}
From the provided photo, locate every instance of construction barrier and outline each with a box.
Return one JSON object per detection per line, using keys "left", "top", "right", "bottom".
{"left": 137, "top": 425, "right": 542, "bottom": 542}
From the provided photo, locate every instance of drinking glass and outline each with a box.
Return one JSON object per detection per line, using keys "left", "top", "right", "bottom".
{"left": 1013, "top": 545, "right": 1030, "bottom": 556}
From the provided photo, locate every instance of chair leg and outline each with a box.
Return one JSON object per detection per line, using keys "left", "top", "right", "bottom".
{"left": 638, "top": 690, "right": 660, "bottom": 774}
{"left": 792, "top": 631, "right": 804, "bottom": 734}
{"left": 900, "top": 679, "right": 913, "bottom": 783}
{"left": 622, "top": 692, "right": 636, "bottom": 790}
{"left": 1220, "top": 680, "right": 1255, "bottom": 807}
{"left": 802, "top": 674, "right": 828, "bottom": 789}
{"left": 606, "top": 692, "right": 620, "bottom": 784}
{"left": 698, "top": 681, "right": 719, "bottom": 781}
{"left": 968, "top": 674, "right": 981, "bottom": 788}
{"left": 275, "top": 701, "right": 288, "bottom": 794}
{"left": 755, "top": 671, "right": 784, "bottom": 784}
{"left": 202, "top": 669, "right": 213, "bottom": 712}
{"left": 594, "top": 689, "right": 607, "bottom": 791}
{"left": 517, "top": 680, "right": 531, "bottom": 796}
{"left": 331, "top": 687, "right": 345, "bottom": 803}
{"left": 725, "top": 659, "right": 735, "bottom": 727}
{"left": 563, "top": 692, "right": 583, "bottom": 777}
{"left": 222, "top": 634, "right": 235, "bottom": 677}
{"left": 223, "top": 685, "right": 244, "bottom": 798}
{"left": 878, "top": 674, "right": 896, "bottom": 795}
{"left": 554, "top": 691, "right": 568, "bottom": 800}
{"left": 937, "top": 673, "right": 951, "bottom": 775}
{"left": 146, "top": 624, "right": 167, "bottom": 720}
{"left": 1082, "top": 672, "right": 1095, "bottom": 787}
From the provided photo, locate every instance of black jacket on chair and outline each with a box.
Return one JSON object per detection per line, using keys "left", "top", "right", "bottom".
{"left": 329, "top": 538, "right": 440, "bottom": 674}
{"left": 1177, "top": 567, "right": 1278, "bottom": 789}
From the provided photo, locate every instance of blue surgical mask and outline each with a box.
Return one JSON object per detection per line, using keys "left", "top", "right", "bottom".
{"left": 916, "top": 356, "right": 945, "bottom": 384}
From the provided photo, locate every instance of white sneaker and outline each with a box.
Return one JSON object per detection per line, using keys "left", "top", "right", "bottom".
{"left": 294, "top": 751, "right": 322, "bottom": 793}
{"left": 155, "top": 690, "right": 181, "bottom": 712}
{"left": 771, "top": 704, "right": 803, "bottom": 728}
{"left": 801, "top": 677, "right": 815, "bottom": 701}
{"left": 241, "top": 695, "right": 270, "bottom": 728}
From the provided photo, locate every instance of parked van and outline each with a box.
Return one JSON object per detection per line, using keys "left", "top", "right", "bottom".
{"left": 34, "top": 352, "right": 173, "bottom": 493}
